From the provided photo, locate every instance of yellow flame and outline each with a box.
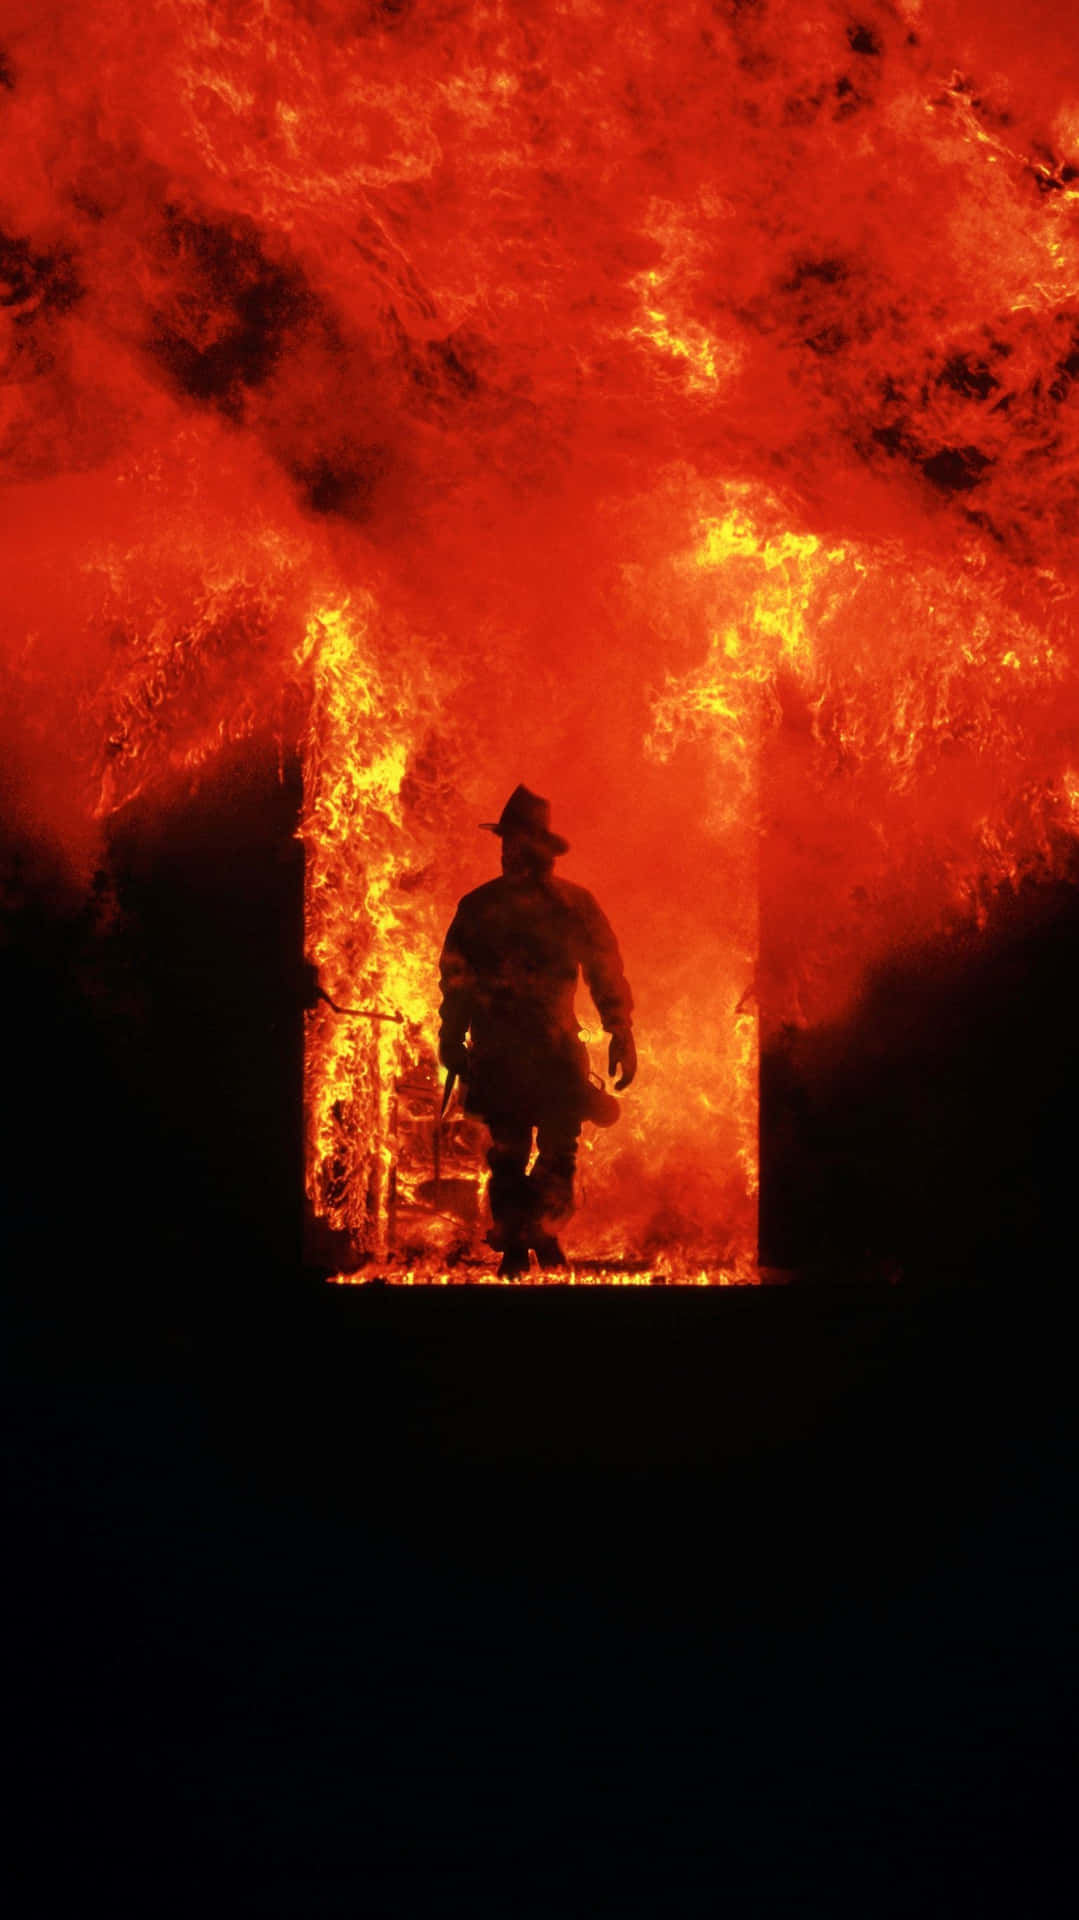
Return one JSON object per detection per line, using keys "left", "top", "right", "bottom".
{"left": 328, "top": 1263, "right": 754, "bottom": 1289}
{"left": 300, "top": 596, "right": 460, "bottom": 1257}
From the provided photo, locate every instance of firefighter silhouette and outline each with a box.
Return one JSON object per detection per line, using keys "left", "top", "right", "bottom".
{"left": 438, "top": 786, "right": 636, "bottom": 1277}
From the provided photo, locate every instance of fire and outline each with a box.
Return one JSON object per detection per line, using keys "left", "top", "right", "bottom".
{"left": 296, "top": 563, "right": 762, "bottom": 1278}
{"left": 298, "top": 594, "right": 459, "bottom": 1257}
{"left": 328, "top": 1265, "right": 741, "bottom": 1289}
{"left": 5, "top": 2, "right": 1079, "bottom": 1282}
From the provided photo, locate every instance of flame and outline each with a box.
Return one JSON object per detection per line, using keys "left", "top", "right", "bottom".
{"left": 298, "top": 594, "right": 461, "bottom": 1253}
{"left": 6, "top": 3, "right": 1079, "bottom": 1282}
{"left": 328, "top": 1265, "right": 750, "bottom": 1289}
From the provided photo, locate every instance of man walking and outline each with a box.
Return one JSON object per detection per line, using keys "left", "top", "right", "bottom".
{"left": 438, "top": 786, "right": 636, "bottom": 1277}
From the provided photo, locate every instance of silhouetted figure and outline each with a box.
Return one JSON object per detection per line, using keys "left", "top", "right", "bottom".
{"left": 439, "top": 786, "right": 636, "bottom": 1277}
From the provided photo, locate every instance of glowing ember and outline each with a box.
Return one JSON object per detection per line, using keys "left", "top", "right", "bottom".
{"left": 327, "top": 1266, "right": 747, "bottom": 1289}
{"left": 5, "top": 2, "right": 1079, "bottom": 1280}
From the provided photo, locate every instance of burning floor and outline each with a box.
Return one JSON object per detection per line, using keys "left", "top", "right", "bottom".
{"left": 326, "top": 1261, "right": 749, "bottom": 1288}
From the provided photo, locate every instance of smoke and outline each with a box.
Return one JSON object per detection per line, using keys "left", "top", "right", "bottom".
{"left": 5, "top": 1, "right": 1079, "bottom": 1259}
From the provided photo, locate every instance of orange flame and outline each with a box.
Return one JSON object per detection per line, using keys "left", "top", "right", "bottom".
{"left": 5, "top": 3, "right": 1079, "bottom": 1282}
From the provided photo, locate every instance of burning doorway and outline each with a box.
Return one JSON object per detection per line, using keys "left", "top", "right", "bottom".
{"left": 296, "top": 575, "right": 759, "bottom": 1284}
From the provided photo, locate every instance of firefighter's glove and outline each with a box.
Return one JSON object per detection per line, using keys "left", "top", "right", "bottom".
{"left": 608, "top": 1027, "right": 637, "bottom": 1092}
{"left": 439, "top": 1036, "right": 471, "bottom": 1080}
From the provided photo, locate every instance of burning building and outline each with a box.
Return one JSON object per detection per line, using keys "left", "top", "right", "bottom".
{"left": 5, "top": 1, "right": 1079, "bottom": 1287}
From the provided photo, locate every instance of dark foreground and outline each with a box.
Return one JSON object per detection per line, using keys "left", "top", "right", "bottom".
{"left": 5, "top": 1275, "right": 1076, "bottom": 1917}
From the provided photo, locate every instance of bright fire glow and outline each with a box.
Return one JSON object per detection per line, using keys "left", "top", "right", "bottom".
{"left": 5, "top": 2, "right": 1079, "bottom": 1281}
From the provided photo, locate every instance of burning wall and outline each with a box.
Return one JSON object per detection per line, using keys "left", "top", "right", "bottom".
{"left": 5, "top": 2, "right": 1079, "bottom": 1278}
